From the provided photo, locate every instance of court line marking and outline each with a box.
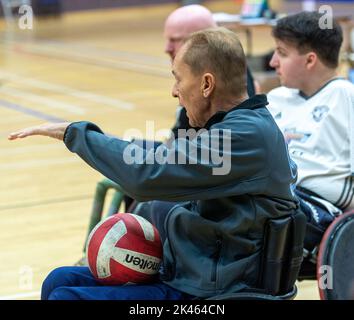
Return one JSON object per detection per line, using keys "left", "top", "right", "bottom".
{"left": 0, "top": 98, "right": 67, "bottom": 122}
{"left": 1, "top": 143, "right": 62, "bottom": 156}
{"left": 12, "top": 41, "right": 171, "bottom": 78}
{"left": 0, "top": 70, "right": 135, "bottom": 111}
{"left": 1, "top": 37, "right": 169, "bottom": 66}
{"left": 0, "top": 194, "right": 93, "bottom": 211}
{"left": 43, "top": 39, "right": 169, "bottom": 66}
{"left": 0, "top": 114, "right": 41, "bottom": 124}
{"left": 0, "top": 291, "right": 40, "bottom": 300}
{"left": 0, "top": 157, "right": 81, "bottom": 170}
{"left": 0, "top": 87, "right": 86, "bottom": 115}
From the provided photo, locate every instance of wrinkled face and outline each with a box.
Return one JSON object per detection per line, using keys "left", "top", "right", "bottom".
{"left": 171, "top": 45, "right": 207, "bottom": 127}
{"left": 164, "top": 22, "right": 190, "bottom": 61}
{"left": 269, "top": 39, "right": 309, "bottom": 89}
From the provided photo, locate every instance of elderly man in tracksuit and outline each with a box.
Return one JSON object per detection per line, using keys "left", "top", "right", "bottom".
{"left": 9, "top": 27, "right": 299, "bottom": 300}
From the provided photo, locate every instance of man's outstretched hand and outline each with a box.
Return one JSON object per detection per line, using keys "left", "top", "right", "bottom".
{"left": 8, "top": 122, "right": 72, "bottom": 141}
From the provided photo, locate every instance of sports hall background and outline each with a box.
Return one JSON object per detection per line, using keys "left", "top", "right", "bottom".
{"left": 0, "top": 0, "right": 353, "bottom": 300}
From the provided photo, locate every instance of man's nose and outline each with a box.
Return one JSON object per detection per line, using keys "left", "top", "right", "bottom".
{"left": 269, "top": 52, "right": 278, "bottom": 68}
{"left": 172, "top": 84, "right": 178, "bottom": 98}
{"left": 165, "top": 41, "right": 174, "bottom": 56}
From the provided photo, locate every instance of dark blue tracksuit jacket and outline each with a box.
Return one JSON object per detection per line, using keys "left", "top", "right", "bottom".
{"left": 64, "top": 94, "right": 299, "bottom": 298}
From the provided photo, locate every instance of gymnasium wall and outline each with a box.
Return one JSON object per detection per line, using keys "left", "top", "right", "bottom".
{"left": 0, "top": 0, "right": 189, "bottom": 16}
{"left": 59, "top": 0, "right": 178, "bottom": 12}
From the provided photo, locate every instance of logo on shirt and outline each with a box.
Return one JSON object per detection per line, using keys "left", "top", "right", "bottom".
{"left": 312, "top": 105, "right": 329, "bottom": 122}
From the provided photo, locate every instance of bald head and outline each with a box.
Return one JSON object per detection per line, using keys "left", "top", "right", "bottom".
{"left": 164, "top": 5, "right": 217, "bottom": 60}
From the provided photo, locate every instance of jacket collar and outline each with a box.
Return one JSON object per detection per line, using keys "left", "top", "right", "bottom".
{"left": 204, "top": 94, "right": 268, "bottom": 129}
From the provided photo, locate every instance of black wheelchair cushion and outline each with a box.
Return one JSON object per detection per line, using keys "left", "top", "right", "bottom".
{"left": 317, "top": 210, "right": 354, "bottom": 300}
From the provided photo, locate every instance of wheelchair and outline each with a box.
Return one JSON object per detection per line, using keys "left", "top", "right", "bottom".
{"left": 307, "top": 210, "right": 354, "bottom": 300}
{"left": 77, "top": 178, "right": 354, "bottom": 300}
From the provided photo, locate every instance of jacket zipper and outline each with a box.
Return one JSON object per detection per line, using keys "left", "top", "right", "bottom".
{"left": 211, "top": 237, "right": 222, "bottom": 282}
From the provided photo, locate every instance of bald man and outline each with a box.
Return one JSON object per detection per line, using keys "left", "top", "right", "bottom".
{"left": 164, "top": 5, "right": 216, "bottom": 60}
{"left": 163, "top": 5, "right": 257, "bottom": 137}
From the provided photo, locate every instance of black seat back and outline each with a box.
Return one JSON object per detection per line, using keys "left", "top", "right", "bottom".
{"left": 259, "top": 210, "right": 307, "bottom": 295}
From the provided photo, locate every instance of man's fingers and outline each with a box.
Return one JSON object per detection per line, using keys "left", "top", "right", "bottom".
{"left": 8, "top": 127, "right": 38, "bottom": 140}
{"left": 8, "top": 131, "right": 26, "bottom": 140}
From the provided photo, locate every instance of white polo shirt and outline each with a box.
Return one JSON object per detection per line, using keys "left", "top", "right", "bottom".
{"left": 267, "top": 78, "right": 354, "bottom": 210}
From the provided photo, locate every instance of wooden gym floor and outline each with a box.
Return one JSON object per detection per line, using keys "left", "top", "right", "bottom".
{"left": 0, "top": 1, "right": 321, "bottom": 300}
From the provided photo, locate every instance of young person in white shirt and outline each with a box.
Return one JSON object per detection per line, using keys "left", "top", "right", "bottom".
{"left": 267, "top": 12, "right": 354, "bottom": 265}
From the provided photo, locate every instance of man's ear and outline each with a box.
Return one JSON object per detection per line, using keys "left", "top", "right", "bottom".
{"left": 201, "top": 73, "right": 215, "bottom": 98}
{"left": 305, "top": 52, "right": 317, "bottom": 70}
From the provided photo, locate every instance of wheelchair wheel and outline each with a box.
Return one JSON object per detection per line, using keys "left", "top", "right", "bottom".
{"left": 317, "top": 210, "right": 354, "bottom": 300}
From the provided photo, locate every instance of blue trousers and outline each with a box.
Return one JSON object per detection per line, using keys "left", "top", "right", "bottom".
{"left": 41, "top": 266, "right": 192, "bottom": 300}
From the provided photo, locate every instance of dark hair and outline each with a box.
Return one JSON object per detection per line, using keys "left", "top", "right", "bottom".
{"left": 272, "top": 11, "right": 343, "bottom": 68}
{"left": 183, "top": 27, "right": 247, "bottom": 96}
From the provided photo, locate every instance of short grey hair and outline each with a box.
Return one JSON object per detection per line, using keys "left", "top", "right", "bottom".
{"left": 183, "top": 27, "right": 247, "bottom": 96}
